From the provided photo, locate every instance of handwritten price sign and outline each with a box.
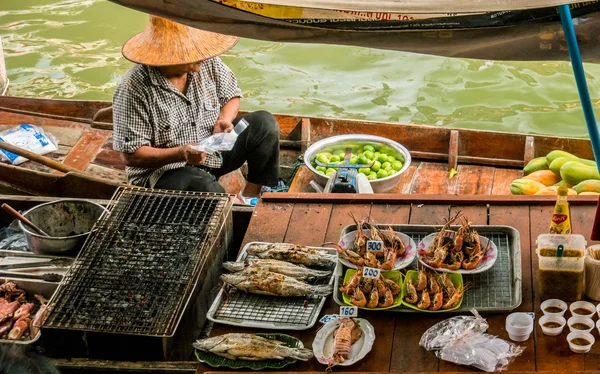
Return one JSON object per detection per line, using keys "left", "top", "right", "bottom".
{"left": 339, "top": 306, "right": 358, "bottom": 318}
{"left": 362, "top": 266, "right": 381, "bottom": 279}
{"left": 367, "top": 240, "right": 383, "bottom": 253}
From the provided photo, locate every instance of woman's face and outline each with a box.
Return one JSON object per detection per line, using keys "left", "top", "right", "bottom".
{"left": 159, "top": 62, "right": 202, "bottom": 77}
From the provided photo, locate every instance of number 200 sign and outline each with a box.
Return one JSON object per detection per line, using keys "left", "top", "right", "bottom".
{"left": 362, "top": 267, "right": 380, "bottom": 279}
{"left": 367, "top": 240, "right": 383, "bottom": 253}
{"left": 339, "top": 306, "right": 357, "bottom": 318}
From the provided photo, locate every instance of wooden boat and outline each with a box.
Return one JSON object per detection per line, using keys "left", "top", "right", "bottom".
{"left": 0, "top": 95, "right": 595, "bottom": 198}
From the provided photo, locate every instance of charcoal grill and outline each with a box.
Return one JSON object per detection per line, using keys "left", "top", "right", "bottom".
{"left": 42, "top": 187, "right": 233, "bottom": 360}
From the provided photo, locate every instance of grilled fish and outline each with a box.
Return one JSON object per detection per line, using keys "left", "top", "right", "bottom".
{"left": 193, "top": 333, "right": 314, "bottom": 361}
{"left": 221, "top": 268, "right": 333, "bottom": 297}
{"left": 245, "top": 243, "right": 336, "bottom": 267}
{"left": 223, "top": 259, "right": 332, "bottom": 281}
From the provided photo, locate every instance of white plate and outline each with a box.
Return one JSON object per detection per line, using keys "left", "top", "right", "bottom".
{"left": 313, "top": 318, "right": 375, "bottom": 367}
{"left": 417, "top": 233, "right": 498, "bottom": 274}
{"left": 338, "top": 230, "right": 416, "bottom": 270}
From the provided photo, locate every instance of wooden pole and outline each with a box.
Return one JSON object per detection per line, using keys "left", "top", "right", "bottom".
{"left": 0, "top": 140, "right": 79, "bottom": 174}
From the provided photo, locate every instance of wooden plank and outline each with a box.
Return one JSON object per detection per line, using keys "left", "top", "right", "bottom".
{"left": 529, "top": 204, "right": 584, "bottom": 371}
{"left": 448, "top": 129, "right": 459, "bottom": 171}
{"left": 284, "top": 203, "right": 332, "bottom": 245}
{"left": 288, "top": 165, "right": 315, "bottom": 193}
{"left": 369, "top": 203, "right": 411, "bottom": 225}
{"left": 301, "top": 117, "right": 311, "bottom": 152}
{"left": 388, "top": 161, "right": 420, "bottom": 195}
{"left": 323, "top": 203, "right": 371, "bottom": 244}
{"left": 84, "top": 163, "right": 127, "bottom": 183}
{"left": 240, "top": 200, "right": 294, "bottom": 248}
{"left": 571, "top": 204, "right": 600, "bottom": 246}
{"left": 450, "top": 164, "right": 495, "bottom": 195}
{"left": 410, "top": 162, "right": 454, "bottom": 194}
{"left": 492, "top": 168, "right": 524, "bottom": 195}
{"left": 93, "top": 136, "right": 127, "bottom": 170}
{"left": 524, "top": 136, "right": 535, "bottom": 165}
{"left": 488, "top": 205, "right": 535, "bottom": 372}
{"left": 60, "top": 130, "right": 111, "bottom": 172}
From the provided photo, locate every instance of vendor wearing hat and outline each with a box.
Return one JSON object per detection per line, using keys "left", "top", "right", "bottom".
{"left": 113, "top": 16, "right": 279, "bottom": 203}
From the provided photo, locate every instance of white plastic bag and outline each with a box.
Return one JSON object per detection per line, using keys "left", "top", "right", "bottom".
{"left": 0, "top": 124, "right": 58, "bottom": 165}
{"left": 420, "top": 310, "right": 524, "bottom": 372}
{"left": 192, "top": 118, "right": 248, "bottom": 154}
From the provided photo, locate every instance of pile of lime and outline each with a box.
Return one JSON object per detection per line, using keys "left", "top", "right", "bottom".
{"left": 311, "top": 142, "right": 405, "bottom": 180}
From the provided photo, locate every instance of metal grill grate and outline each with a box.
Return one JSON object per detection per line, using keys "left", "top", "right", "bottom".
{"left": 44, "top": 188, "right": 230, "bottom": 336}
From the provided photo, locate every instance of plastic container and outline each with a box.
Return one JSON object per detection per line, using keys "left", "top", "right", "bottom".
{"left": 595, "top": 319, "right": 600, "bottom": 335}
{"left": 567, "top": 331, "right": 595, "bottom": 353}
{"left": 537, "top": 234, "right": 586, "bottom": 301}
{"left": 505, "top": 312, "right": 534, "bottom": 342}
{"left": 585, "top": 244, "right": 600, "bottom": 301}
{"left": 596, "top": 303, "right": 600, "bottom": 318}
{"left": 568, "top": 316, "right": 594, "bottom": 333}
{"left": 569, "top": 301, "right": 596, "bottom": 318}
{"left": 539, "top": 315, "right": 566, "bottom": 336}
{"left": 540, "top": 299, "right": 567, "bottom": 316}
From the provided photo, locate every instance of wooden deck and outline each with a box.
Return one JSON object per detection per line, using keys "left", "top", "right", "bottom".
{"left": 198, "top": 193, "right": 600, "bottom": 373}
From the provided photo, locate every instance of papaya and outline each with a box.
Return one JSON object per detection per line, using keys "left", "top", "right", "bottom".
{"left": 549, "top": 157, "right": 569, "bottom": 175}
{"left": 523, "top": 157, "right": 549, "bottom": 175}
{"left": 578, "top": 192, "right": 600, "bottom": 196}
{"left": 573, "top": 179, "right": 600, "bottom": 194}
{"left": 560, "top": 161, "right": 600, "bottom": 185}
{"left": 510, "top": 179, "right": 546, "bottom": 195}
{"left": 534, "top": 186, "right": 577, "bottom": 195}
{"left": 554, "top": 180, "right": 573, "bottom": 188}
{"left": 523, "top": 170, "right": 561, "bottom": 186}
{"left": 546, "top": 150, "right": 596, "bottom": 168}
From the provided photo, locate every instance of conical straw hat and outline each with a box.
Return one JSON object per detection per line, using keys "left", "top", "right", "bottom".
{"left": 122, "top": 16, "right": 239, "bottom": 66}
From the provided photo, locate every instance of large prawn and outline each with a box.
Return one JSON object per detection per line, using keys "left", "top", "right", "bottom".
{"left": 441, "top": 284, "right": 470, "bottom": 309}
{"left": 335, "top": 244, "right": 365, "bottom": 267}
{"left": 404, "top": 278, "right": 418, "bottom": 304}
{"left": 340, "top": 268, "right": 363, "bottom": 295}
{"left": 327, "top": 318, "right": 362, "bottom": 371}
{"left": 349, "top": 213, "right": 368, "bottom": 256}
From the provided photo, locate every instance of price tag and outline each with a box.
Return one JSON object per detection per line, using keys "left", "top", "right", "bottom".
{"left": 319, "top": 314, "right": 340, "bottom": 324}
{"left": 362, "top": 266, "right": 381, "bottom": 279}
{"left": 339, "top": 306, "right": 358, "bottom": 318}
{"left": 367, "top": 240, "right": 384, "bottom": 253}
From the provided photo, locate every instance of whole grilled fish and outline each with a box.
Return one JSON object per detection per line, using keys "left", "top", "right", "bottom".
{"left": 245, "top": 243, "right": 336, "bottom": 267}
{"left": 193, "top": 333, "right": 313, "bottom": 361}
{"left": 221, "top": 268, "right": 333, "bottom": 297}
{"left": 223, "top": 259, "right": 332, "bottom": 281}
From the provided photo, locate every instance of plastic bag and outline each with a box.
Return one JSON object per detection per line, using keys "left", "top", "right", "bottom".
{"left": 0, "top": 220, "right": 29, "bottom": 252}
{"left": 0, "top": 124, "right": 58, "bottom": 165}
{"left": 420, "top": 309, "right": 524, "bottom": 372}
{"left": 192, "top": 119, "right": 248, "bottom": 154}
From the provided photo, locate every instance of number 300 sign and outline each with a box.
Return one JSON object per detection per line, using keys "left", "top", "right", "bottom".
{"left": 367, "top": 240, "right": 383, "bottom": 253}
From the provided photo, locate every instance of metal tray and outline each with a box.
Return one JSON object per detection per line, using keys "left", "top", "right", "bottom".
{"left": 333, "top": 224, "right": 522, "bottom": 313}
{"left": 207, "top": 242, "right": 338, "bottom": 330}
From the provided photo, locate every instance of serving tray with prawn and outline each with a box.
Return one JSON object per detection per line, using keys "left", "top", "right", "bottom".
{"left": 417, "top": 212, "right": 498, "bottom": 274}
{"left": 336, "top": 223, "right": 522, "bottom": 313}
{"left": 340, "top": 269, "right": 403, "bottom": 310}
{"left": 207, "top": 242, "right": 338, "bottom": 330}
{"left": 401, "top": 269, "right": 464, "bottom": 312}
{"left": 336, "top": 214, "right": 416, "bottom": 271}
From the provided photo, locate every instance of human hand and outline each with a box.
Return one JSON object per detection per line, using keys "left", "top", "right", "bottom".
{"left": 213, "top": 119, "right": 234, "bottom": 134}
{"left": 181, "top": 144, "right": 207, "bottom": 166}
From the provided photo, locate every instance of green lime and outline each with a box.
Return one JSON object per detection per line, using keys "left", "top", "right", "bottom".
{"left": 363, "top": 144, "right": 376, "bottom": 152}
{"left": 373, "top": 152, "right": 381, "bottom": 158}
{"left": 358, "top": 155, "right": 369, "bottom": 164}
{"left": 316, "top": 166, "right": 326, "bottom": 172}
{"left": 382, "top": 161, "right": 392, "bottom": 170}
{"left": 333, "top": 149, "right": 345, "bottom": 157}
{"left": 377, "top": 154, "right": 388, "bottom": 163}
{"left": 367, "top": 173, "right": 378, "bottom": 180}
{"left": 363, "top": 151, "right": 374, "bottom": 160}
{"left": 325, "top": 168, "right": 336, "bottom": 176}
{"left": 384, "top": 166, "right": 393, "bottom": 174}
{"left": 349, "top": 157, "right": 358, "bottom": 164}
{"left": 371, "top": 160, "right": 381, "bottom": 172}
{"left": 359, "top": 168, "right": 371, "bottom": 175}
{"left": 396, "top": 153, "right": 405, "bottom": 163}
{"left": 329, "top": 155, "right": 341, "bottom": 162}
{"left": 387, "top": 156, "right": 396, "bottom": 163}
{"left": 316, "top": 154, "right": 329, "bottom": 164}
{"left": 376, "top": 169, "right": 388, "bottom": 179}
{"left": 392, "top": 161, "right": 403, "bottom": 171}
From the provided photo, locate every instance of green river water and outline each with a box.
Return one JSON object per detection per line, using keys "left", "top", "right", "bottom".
{"left": 2, "top": 0, "right": 600, "bottom": 138}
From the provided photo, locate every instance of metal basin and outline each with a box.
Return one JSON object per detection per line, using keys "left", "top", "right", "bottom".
{"left": 303, "top": 134, "right": 412, "bottom": 193}
{"left": 19, "top": 199, "right": 107, "bottom": 255}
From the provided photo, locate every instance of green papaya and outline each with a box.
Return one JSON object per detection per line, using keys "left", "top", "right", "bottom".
{"left": 573, "top": 179, "right": 600, "bottom": 194}
{"left": 510, "top": 179, "right": 546, "bottom": 195}
{"left": 554, "top": 180, "right": 573, "bottom": 188}
{"left": 523, "top": 156, "right": 549, "bottom": 175}
{"left": 549, "top": 157, "right": 569, "bottom": 176}
{"left": 560, "top": 161, "right": 600, "bottom": 185}
{"left": 546, "top": 150, "right": 596, "bottom": 168}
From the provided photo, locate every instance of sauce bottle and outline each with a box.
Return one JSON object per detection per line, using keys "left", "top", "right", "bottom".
{"left": 550, "top": 186, "right": 571, "bottom": 234}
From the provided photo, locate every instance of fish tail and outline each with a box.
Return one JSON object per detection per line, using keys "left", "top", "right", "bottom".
{"left": 288, "top": 347, "right": 314, "bottom": 361}
{"left": 223, "top": 261, "right": 245, "bottom": 272}
{"left": 311, "top": 284, "right": 334, "bottom": 297}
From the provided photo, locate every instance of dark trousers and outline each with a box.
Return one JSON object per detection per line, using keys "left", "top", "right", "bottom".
{"left": 155, "top": 111, "right": 279, "bottom": 193}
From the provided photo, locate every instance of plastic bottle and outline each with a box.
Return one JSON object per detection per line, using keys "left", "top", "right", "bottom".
{"left": 549, "top": 186, "right": 571, "bottom": 234}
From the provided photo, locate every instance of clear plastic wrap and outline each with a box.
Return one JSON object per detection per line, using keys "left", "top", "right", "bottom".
{"left": 192, "top": 119, "right": 248, "bottom": 154}
{"left": 420, "top": 309, "right": 524, "bottom": 372}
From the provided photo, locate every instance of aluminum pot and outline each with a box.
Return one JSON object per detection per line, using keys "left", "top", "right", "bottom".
{"left": 18, "top": 199, "right": 107, "bottom": 255}
{"left": 303, "top": 134, "right": 412, "bottom": 193}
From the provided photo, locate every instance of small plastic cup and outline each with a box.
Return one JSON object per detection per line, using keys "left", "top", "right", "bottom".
{"left": 596, "top": 303, "right": 600, "bottom": 318}
{"left": 567, "top": 331, "right": 595, "bottom": 353}
{"left": 568, "top": 316, "right": 594, "bottom": 333}
{"left": 506, "top": 312, "right": 534, "bottom": 342}
{"left": 541, "top": 299, "right": 567, "bottom": 317}
{"left": 539, "top": 315, "right": 566, "bottom": 336}
{"left": 570, "top": 301, "right": 595, "bottom": 318}
{"left": 596, "top": 319, "right": 600, "bottom": 335}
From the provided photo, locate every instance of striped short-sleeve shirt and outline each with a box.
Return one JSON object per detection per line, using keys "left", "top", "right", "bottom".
{"left": 112, "top": 57, "right": 243, "bottom": 187}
